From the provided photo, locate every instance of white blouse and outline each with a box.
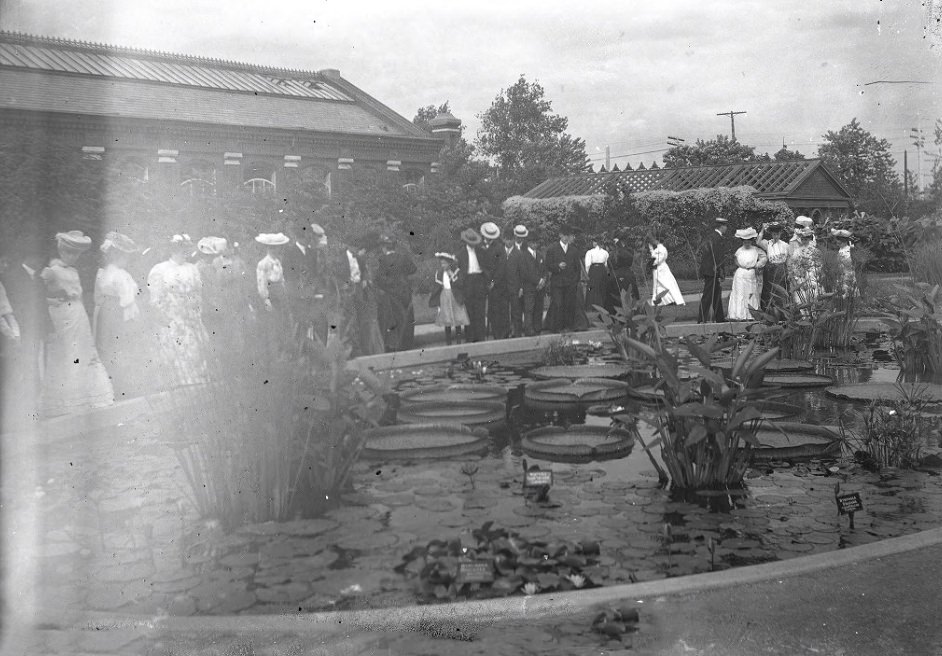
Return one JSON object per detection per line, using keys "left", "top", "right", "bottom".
{"left": 256, "top": 254, "right": 284, "bottom": 300}
{"left": 584, "top": 246, "right": 609, "bottom": 269}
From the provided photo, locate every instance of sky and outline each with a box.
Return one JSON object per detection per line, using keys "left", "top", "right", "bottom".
{"left": 2, "top": 0, "right": 941, "bottom": 183}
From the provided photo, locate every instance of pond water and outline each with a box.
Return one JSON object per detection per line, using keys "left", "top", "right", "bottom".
{"left": 26, "top": 335, "right": 942, "bottom": 623}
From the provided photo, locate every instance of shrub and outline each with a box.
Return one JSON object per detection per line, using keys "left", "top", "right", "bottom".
{"left": 878, "top": 283, "right": 942, "bottom": 377}
{"left": 908, "top": 239, "right": 942, "bottom": 288}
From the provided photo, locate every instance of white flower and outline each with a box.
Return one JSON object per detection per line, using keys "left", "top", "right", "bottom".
{"left": 522, "top": 582, "right": 539, "bottom": 596}
{"left": 567, "top": 574, "right": 586, "bottom": 588}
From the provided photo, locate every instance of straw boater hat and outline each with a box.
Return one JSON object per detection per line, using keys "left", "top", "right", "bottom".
{"left": 309, "top": 223, "right": 326, "bottom": 238}
{"left": 100, "top": 231, "right": 138, "bottom": 254}
{"left": 197, "top": 236, "right": 228, "bottom": 255}
{"left": 735, "top": 227, "right": 758, "bottom": 240}
{"left": 55, "top": 230, "right": 92, "bottom": 252}
{"left": 795, "top": 216, "right": 814, "bottom": 228}
{"left": 714, "top": 217, "right": 729, "bottom": 224}
{"left": 513, "top": 225, "right": 529, "bottom": 239}
{"left": 435, "top": 252, "right": 457, "bottom": 263}
{"left": 255, "top": 232, "right": 290, "bottom": 246}
{"left": 461, "top": 228, "right": 482, "bottom": 246}
{"left": 830, "top": 228, "right": 852, "bottom": 239}
{"left": 480, "top": 222, "right": 501, "bottom": 241}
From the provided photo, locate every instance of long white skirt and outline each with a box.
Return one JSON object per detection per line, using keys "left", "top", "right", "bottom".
{"left": 728, "top": 267, "right": 760, "bottom": 320}
{"left": 652, "top": 263, "right": 685, "bottom": 305}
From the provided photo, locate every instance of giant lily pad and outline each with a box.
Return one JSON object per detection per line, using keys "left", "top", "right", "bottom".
{"left": 825, "top": 382, "right": 942, "bottom": 404}
{"left": 521, "top": 426, "right": 635, "bottom": 463}
{"left": 756, "top": 400, "right": 803, "bottom": 420}
{"left": 626, "top": 384, "right": 665, "bottom": 404}
{"left": 531, "top": 364, "right": 633, "bottom": 380}
{"left": 398, "top": 384, "right": 507, "bottom": 406}
{"left": 524, "top": 378, "right": 628, "bottom": 409}
{"left": 361, "top": 423, "right": 489, "bottom": 460}
{"left": 396, "top": 400, "right": 506, "bottom": 431}
{"left": 752, "top": 423, "right": 841, "bottom": 461}
{"left": 763, "top": 374, "right": 834, "bottom": 388}
{"left": 712, "top": 358, "right": 814, "bottom": 373}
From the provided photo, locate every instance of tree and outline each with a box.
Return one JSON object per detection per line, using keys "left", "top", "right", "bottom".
{"left": 773, "top": 146, "right": 806, "bottom": 161}
{"left": 662, "top": 135, "right": 763, "bottom": 168}
{"left": 412, "top": 102, "right": 451, "bottom": 133}
{"left": 475, "top": 75, "right": 590, "bottom": 197}
{"left": 818, "top": 118, "right": 902, "bottom": 216}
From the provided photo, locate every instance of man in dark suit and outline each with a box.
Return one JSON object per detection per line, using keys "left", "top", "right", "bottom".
{"left": 456, "top": 228, "right": 488, "bottom": 342}
{"left": 698, "top": 217, "right": 729, "bottom": 323}
{"left": 508, "top": 224, "right": 545, "bottom": 337}
{"left": 544, "top": 225, "right": 582, "bottom": 332}
{"left": 375, "top": 235, "right": 417, "bottom": 351}
{"left": 480, "top": 221, "right": 510, "bottom": 340}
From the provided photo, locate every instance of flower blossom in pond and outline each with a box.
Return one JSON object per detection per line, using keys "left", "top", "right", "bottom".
{"left": 522, "top": 582, "right": 539, "bottom": 596}
{"left": 567, "top": 574, "right": 586, "bottom": 588}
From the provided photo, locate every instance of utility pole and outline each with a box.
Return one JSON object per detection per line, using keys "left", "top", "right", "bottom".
{"left": 605, "top": 146, "right": 611, "bottom": 171}
{"left": 904, "top": 150, "right": 909, "bottom": 212}
{"left": 716, "top": 110, "right": 747, "bottom": 141}
{"left": 911, "top": 126, "right": 925, "bottom": 192}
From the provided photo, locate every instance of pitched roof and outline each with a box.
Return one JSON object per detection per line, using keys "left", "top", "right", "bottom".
{"left": 523, "top": 159, "right": 852, "bottom": 201}
{"left": 0, "top": 31, "right": 435, "bottom": 140}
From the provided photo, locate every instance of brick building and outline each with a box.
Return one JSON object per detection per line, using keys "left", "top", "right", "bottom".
{"left": 0, "top": 31, "right": 442, "bottom": 200}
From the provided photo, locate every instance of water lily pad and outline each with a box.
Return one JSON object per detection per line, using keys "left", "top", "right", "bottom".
{"left": 825, "top": 382, "right": 942, "bottom": 404}
{"left": 752, "top": 423, "right": 841, "bottom": 461}
{"left": 521, "top": 425, "right": 635, "bottom": 463}
{"left": 531, "top": 364, "right": 633, "bottom": 380}
{"left": 398, "top": 384, "right": 508, "bottom": 406}
{"left": 763, "top": 374, "right": 834, "bottom": 388}
{"left": 361, "top": 423, "right": 489, "bottom": 460}
{"left": 396, "top": 400, "right": 506, "bottom": 430}
{"left": 713, "top": 358, "right": 814, "bottom": 373}
{"left": 525, "top": 378, "right": 629, "bottom": 408}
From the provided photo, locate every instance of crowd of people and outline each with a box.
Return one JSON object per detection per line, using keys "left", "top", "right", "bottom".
{"left": 0, "top": 213, "right": 856, "bottom": 420}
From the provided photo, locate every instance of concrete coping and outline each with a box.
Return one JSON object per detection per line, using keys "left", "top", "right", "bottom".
{"left": 30, "top": 526, "right": 942, "bottom": 639}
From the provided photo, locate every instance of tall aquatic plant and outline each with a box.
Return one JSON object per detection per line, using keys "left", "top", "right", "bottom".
{"left": 160, "top": 334, "right": 386, "bottom": 531}
{"left": 879, "top": 283, "right": 942, "bottom": 377}
{"left": 747, "top": 283, "right": 843, "bottom": 359}
{"left": 593, "top": 293, "right": 670, "bottom": 364}
{"left": 615, "top": 334, "right": 778, "bottom": 490}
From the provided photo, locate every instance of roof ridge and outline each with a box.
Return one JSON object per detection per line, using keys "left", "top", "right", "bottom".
{"left": 0, "top": 30, "right": 321, "bottom": 78}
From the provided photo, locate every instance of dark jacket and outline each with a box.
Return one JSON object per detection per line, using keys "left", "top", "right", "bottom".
{"left": 698, "top": 230, "right": 728, "bottom": 278}
{"left": 375, "top": 250, "right": 417, "bottom": 305}
{"left": 488, "top": 246, "right": 515, "bottom": 297}
{"left": 544, "top": 241, "right": 581, "bottom": 288}
{"left": 508, "top": 243, "right": 543, "bottom": 291}
{"left": 455, "top": 244, "right": 488, "bottom": 279}
{"left": 1, "top": 262, "right": 51, "bottom": 341}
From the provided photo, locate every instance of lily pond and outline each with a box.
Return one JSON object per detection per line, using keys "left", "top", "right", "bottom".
{"left": 29, "top": 334, "right": 942, "bottom": 620}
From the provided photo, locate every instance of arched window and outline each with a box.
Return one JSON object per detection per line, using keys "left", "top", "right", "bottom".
{"left": 402, "top": 169, "right": 425, "bottom": 191}
{"left": 810, "top": 209, "right": 823, "bottom": 222}
{"left": 243, "top": 161, "right": 277, "bottom": 195}
{"left": 180, "top": 159, "right": 216, "bottom": 196}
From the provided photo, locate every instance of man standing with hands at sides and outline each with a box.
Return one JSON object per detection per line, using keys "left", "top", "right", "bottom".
{"left": 456, "top": 228, "right": 488, "bottom": 342}
{"left": 698, "top": 217, "right": 729, "bottom": 323}
{"left": 508, "top": 225, "right": 545, "bottom": 337}
{"left": 480, "top": 221, "right": 510, "bottom": 340}
{"left": 544, "top": 225, "right": 581, "bottom": 332}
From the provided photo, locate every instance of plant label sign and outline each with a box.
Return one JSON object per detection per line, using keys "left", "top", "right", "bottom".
{"left": 458, "top": 557, "right": 494, "bottom": 584}
{"left": 524, "top": 470, "right": 553, "bottom": 488}
{"left": 837, "top": 492, "right": 863, "bottom": 515}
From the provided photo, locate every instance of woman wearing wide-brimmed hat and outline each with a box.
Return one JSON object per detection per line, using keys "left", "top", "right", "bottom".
{"left": 727, "top": 227, "right": 768, "bottom": 321}
{"left": 831, "top": 228, "right": 857, "bottom": 297}
{"left": 254, "top": 232, "right": 292, "bottom": 356}
{"left": 93, "top": 231, "right": 146, "bottom": 397}
{"left": 147, "top": 234, "right": 211, "bottom": 388}
{"left": 647, "top": 231, "right": 684, "bottom": 306}
{"left": 787, "top": 227, "right": 822, "bottom": 308}
{"left": 40, "top": 231, "right": 114, "bottom": 415}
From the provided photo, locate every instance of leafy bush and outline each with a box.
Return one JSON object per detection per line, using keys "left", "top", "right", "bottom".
{"left": 908, "top": 239, "right": 942, "bottom": 288}
{"left": 395, "top": 521, "right": 601, "bottom": 601}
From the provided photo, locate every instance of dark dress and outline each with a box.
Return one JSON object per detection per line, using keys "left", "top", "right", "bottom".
{"left": 375, "top": 249, "right": 417, "bottom": 351}
{"left": 456, "top": 245, "right": 489, "bottom": 343}
{"left": 609, "top": 245, "right": 639, "bottom": 308}
{"left": 544, "top": 241, "right": 582, "bottom": 332}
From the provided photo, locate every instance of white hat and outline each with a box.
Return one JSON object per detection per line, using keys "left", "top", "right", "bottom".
{"left": 513, "top": 225, "right": 529, "bottom": 238}
{"left": 55, "top": 230, "right": 92, "bottom": 250}
{"left": 197, "top": 236, "right": 228, "bottom": 255}
{"left": 795, "top": 216, "right": 814, "bottom": 227}
{"left": 100, "top": 231, "right": 138, "bottom": 254}
{"left": 434, "top": 251, "right": 457, "bottom": 263}
{"left": 714, "top": 217, "right": 728, "bottom": 224}
{"left": 830, "top": 228, "right": 852, "bottom": 239}
{"left": 255, "top": 232, "right": 290, "bottom": 246}
{"left": 480, "top": 222, "right": 501, "bottom": 241}
{"left": 735, "top": 227, "right": 758, "bottom": 240}
{"left": 310, "top": 223, "right": 326, "bottom": 237}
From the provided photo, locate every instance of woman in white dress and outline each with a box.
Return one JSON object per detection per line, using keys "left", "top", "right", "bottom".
{"left": 727, "top": 227, "right": 768, "bottom": 320}
{"left": 830, "top": 228, "right": 857, "bottom": 297}
{"left": 648, "top": 235, "right": 685, "bottom": 306}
